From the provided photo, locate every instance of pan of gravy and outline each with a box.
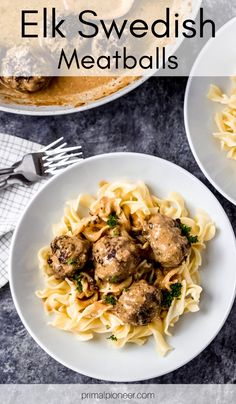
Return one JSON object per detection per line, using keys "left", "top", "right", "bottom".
{"left": 0, "top": 0, "right": 197, "bottom": 115}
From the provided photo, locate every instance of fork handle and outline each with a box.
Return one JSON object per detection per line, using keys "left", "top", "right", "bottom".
{"left": 0, "top": 179, "right": 9, "bottom": 190}
{"left": 0, "top": 167, "right": 14, "bottom": 175}
{"left": 0, "top": 176, "right": 26, "bottom": 191}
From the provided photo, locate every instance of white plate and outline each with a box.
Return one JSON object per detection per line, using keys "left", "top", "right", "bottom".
{"left": 184, "top": 17, "right": 236, "bottom": 205}
{"left": 9, "top": 153, "right": 236, "bottom": 381}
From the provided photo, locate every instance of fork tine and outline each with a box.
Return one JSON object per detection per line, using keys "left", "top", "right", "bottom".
{"left": 51, "top": 142, "right": 68, "bottom": 150}
{"left": 43, "top": 152, "right": 67, "bottom": 163}
{"left": 45, "top": 167, "right": 69, "bottom": 175}
{"left": 57, "top": 151, "right": 83, "bottom": 160}
{"left": 45, "top": 159, "right": 83, "bottom": 174}
{"left": 43, "top": 152, "right": 83, "bottom": 167}
{"left": 42, "top": 153, "right": 65, "bottom": 162}
{"left": 44, "top": 145, "right": 82, "bottom": 156}
{"left": 40, "top": 137, "right": 65, "bottom": 152}
{"left": 42, "top": 142, "right": 68, "bottom": 159}
{"left": 41, "top": 144, "right": 68, "bottom": 161}
{"left": 40, "top": 138, "right": 83, "bottom": 177}
{"left": 46, "top": 158, "right": 82, "bottom": 168}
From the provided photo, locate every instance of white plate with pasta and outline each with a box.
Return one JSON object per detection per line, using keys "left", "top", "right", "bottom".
{"left": 184, "top": 18, "right": 236, "bottom": 205}
{"left": 9, "top": 153, "right": 236, "bottom": 381}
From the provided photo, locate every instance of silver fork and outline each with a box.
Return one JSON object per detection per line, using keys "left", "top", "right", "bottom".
{"left": 0, "top": 137, "right": 83, "bottom": 190}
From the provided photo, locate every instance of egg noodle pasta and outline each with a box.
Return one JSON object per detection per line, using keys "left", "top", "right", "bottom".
{"left": 36, "top": 181, "right": 215, "bottom": 356}
{"left": 208, "top": 78, "right": 236, "bottom": 160}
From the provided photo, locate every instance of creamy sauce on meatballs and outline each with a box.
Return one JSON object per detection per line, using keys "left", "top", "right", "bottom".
{"left": 93, "top": 234, "right": 141, "bottom": 283}
{"left": 46, "top": 214, "right": 190, "bottom": 325}
{"left": 115, "top": 280, "right": 162, "bottom": 325}
{"left": 143, "top": 213, "right": 190, "bottom": 268}
{"left": 48, "top": 235, "right": 90, "bottom": 279}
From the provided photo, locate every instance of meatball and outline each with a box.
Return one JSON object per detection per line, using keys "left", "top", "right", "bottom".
{"left": 44, "top": 13, "right": 88, "bottom": 58}
{"left": 93, "top": 235, "right": 141, "bottom": 283}
{"left": 48, "top": 235, "right": 90, "bottom": 279}
{"left": 0, "top": 76, "right": 51, "bottom": 93}
{"left": 143, "top": 214, "right": 190, "bottom": 268}
{"left": 115, "top": 280, "right": 162, "bottom": 326}
{"left": 0, "top": 45, "right": 52, "bottom": 93}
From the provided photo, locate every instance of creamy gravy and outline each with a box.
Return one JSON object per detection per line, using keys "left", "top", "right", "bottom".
{"left": 0, "top": 0, "right": 184, "bottom": 107}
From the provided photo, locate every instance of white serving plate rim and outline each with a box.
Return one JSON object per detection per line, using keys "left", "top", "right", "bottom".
{"left": 184, "top": 16, "right": 236, "bottom": 206}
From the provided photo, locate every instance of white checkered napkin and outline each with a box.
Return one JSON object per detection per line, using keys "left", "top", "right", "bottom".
{"left": 0, "top": 134, "right": 46, "bottom": 288}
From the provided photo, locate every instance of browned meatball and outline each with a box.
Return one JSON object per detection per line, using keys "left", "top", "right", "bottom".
{"left": 115, "top": 280, "right": 162, "bottom": 326}
{"left": 0, "top": 76, "right": 51, "bottom": 93}
{"left": 143, "top": 214, "right": 190, "bottom": 268}
{"left": 93, "top": 235, "right": 141, "bottom": 283}
{"left": 48, "top": 235, "right": 90, "bottom": 279}
{"left": 0, "top": 45, "right": 52, "bottom": 93}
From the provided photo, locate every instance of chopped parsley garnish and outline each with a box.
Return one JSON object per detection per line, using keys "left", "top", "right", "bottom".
{"left": 162, "top": 283, "right": 182, "bottom": 308}
{"left": 104, "top": 295, "right": 117, "bottom": 306}
{"left": 74, "top": 273, "right": 83, "bottom": 293}
{"left": 170, "top": 282, "right": 182, "bottom": 298}
{"left": 107, "top": 213, "right": 118, "bottom": 228}
{"left": 187, "top": 234, "right": 198, "bottom": 244}
{"left": 107, "top": 335, "right": 117, "bottom": 341}
{"left": 176, "top": 221, "right": 198, "bottom": 244}
{"left": 109, "top": 276, "right": 119, "bottom": 284}
{"left": 67, "top": 258, "right": 78, "bottom": 266}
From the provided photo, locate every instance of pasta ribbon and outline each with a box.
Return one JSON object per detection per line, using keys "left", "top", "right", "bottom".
{"left": 208, "top": 79, "right": 236, "bottom": 160}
